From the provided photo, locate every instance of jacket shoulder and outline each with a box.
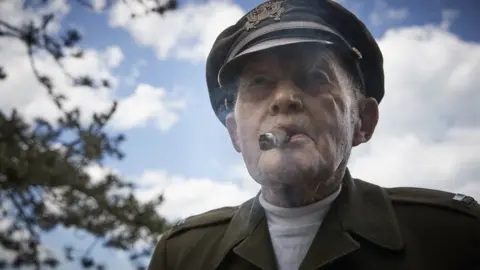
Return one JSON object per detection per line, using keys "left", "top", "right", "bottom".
{"left": 163, "top": 206, "right": 238, "bottom": 240}
{"left": 148, "top": 206, "right": 238, "bottom": 270}
{"left": 385, "top": 186, "right": 479, "bottom": 219}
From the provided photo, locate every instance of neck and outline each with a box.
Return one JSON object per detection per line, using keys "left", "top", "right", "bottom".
{"left": 261, "top": 167, "right": 346, "bottom": 208}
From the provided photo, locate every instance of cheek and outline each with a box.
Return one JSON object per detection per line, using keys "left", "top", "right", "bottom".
{"left": 309, "top": 95, "right": 354, "bottom": 145}
{"left": 329, "top": 92, "right": 354, "bottom": 126}
{"left": 235, "top": 110, "right": 262, "bottom": 154}
{"left": 307, "top": 95, "right": 339, "bottom": 131}
{"left": 331, "top": 97, "right": 357, "bottom": 152}
{"left": 238, "top": 129, "right": 258, "bottom": 152}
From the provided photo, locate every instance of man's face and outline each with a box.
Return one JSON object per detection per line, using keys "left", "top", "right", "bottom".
{"left": 225, "top": 44, "right": 378, "bottom": 187}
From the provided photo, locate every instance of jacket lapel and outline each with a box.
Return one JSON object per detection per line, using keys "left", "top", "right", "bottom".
{"left": 300, "top": 170, "right": 405, "bottom": 269}
{"left": 298, "top": 188, "right": 360, "bottom": 270}
{"left": 233, "top": 217, "right": 277, "bottom": 270}
{"left": 212, "top": 194, "right": 277, "bottom": 270}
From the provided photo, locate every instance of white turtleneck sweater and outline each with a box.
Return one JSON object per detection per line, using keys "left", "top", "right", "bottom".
{"left": 258, "top": 186, "right": 342, "bottom": 270}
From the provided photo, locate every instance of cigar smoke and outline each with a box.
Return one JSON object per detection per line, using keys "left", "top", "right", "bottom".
{"left": 259, "top": 129, "right": 291, "bottom": 150}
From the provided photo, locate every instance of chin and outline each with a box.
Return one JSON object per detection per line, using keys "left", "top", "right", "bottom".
{"left": 251, "top": 150, "right": 335, "bottom": 185}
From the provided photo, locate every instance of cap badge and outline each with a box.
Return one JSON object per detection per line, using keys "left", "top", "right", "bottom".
{"left": 245, "top": 1, "right": 285, "bottom": 31}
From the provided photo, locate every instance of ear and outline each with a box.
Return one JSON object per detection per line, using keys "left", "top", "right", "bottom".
{"left": 353, "top": 97, "right": 379, "bottom": 147}
{"left": 225, "top": 112, "right": 241, "bottom": 152}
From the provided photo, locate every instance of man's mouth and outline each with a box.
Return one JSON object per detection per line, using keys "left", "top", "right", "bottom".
{"left": 289, "top": 133, "right": 308, "bottom": 141}
{"left": 258, "top": 125, "right": 310, "bottom": 150}
{"left": 278, "top": 125, "right": 309, "bottom": 139}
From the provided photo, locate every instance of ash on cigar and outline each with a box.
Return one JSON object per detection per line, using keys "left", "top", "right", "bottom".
{"left": 259, "top": 129, "right": 291, "bottom": 151}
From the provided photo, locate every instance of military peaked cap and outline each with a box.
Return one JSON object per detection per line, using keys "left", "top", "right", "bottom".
{"left": 206, "top": 0, "right": 384, "bottom": 126}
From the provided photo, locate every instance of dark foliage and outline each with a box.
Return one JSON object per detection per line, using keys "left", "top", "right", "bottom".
{"left": 0, "top": 0, "right": 178, "bottom": 269}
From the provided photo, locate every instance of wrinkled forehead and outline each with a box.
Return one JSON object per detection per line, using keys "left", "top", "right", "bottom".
{"left": 241, "top": 44, "right": 341, "bottom": 75}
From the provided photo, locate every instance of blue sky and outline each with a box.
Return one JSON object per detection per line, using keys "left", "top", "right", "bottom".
{"left": 1, "top": 0, "right": 479, "bottom": 269}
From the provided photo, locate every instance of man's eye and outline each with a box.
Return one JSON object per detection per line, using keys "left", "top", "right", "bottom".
{"left": 307, "top": 70, "right": 331, "bottom": 84}
{"left": 239, "top": 75, "right": 274, "bottom": 100}
{"left": 250, "top": 75, "right": 271, "bottom": 85}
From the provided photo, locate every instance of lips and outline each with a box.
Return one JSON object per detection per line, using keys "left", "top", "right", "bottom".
{"left": 276, "top": 124, "right": 309, "bottom": 139}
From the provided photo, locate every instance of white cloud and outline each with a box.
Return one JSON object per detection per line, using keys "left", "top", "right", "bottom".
{"left": 0, "top": 34, "right": 185, "bottom": 133}
{"left": 373, "top": 25, "right": 480, "bottom": 138}
{"left": 85, "top": 163, "right": 116, "bottom": 183}
{"left": 0, "top": 0, "right": 187, "bottom": 133}
{"left": 0, "top": 40, "right": 115, "bottom": 124}
{"left": 92, "top": 0, "right": 107, "bottom": 11}
{"left": 109, "top": 0, "right": 245, "bottom": 61}
{"left": 369, "top": 0, "right": 409, "bottom": 26}
{"left": 0, "top": 0, "right": 70, "bottom": 34}
{"left": 350, "top": 128, "right": 480, "bottom": 199}
{"left": 111, "top": 84, "right": 186, "bottom": 131}
{"left": 133, "top": 166, "right": 259, "bottom": 222}
{"left": 103, "top": 46, "right": 125, "bottom": 68}
{"left": 349, "top": 23, "right": 480, "bottom": 200}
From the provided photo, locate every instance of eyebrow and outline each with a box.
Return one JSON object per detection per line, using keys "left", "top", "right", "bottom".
{"left": 240, "top": 61, "right": 276, "bottom": 82}
{"left": 318, "top": 52, "right": 354, "bottom": 87}
{"left": 310, "top": 59, "right": 332, "bottom": 71}
{"left": 307, "top": 54, "right": 338, "bottom": 78}
{"left": 312, "top": 49, "right": 339, "bottom": 67}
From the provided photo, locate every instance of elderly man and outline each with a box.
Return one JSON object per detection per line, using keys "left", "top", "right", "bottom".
{"left": 148, "top": 1, "right": 480, "bottom": 269}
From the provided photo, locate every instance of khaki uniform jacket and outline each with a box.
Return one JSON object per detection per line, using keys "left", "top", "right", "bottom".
{"left": 148, "top": 171, "right": 480, "bottom": 270}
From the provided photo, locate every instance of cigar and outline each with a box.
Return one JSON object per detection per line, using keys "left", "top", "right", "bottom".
{"left": 259, "top": 129, "right": 291, "bottom": 150}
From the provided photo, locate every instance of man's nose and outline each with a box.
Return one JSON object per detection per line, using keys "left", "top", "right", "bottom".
{"left": 269, "top": 81, "right": 304, "bottom": 115}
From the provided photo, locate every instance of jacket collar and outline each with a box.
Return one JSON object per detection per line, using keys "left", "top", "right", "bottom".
{"left": 212, "top": 169, "right": 404, "bottom": 269}
{"left": 338, "top": 170, "right": 404, "bottom": 251}
{"left": 212, "top": 193, "right": 275, "bottom": 269}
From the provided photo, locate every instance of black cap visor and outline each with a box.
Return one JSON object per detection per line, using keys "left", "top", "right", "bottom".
{"left": 217, "top": 21, "right": 360, "bottom": 87}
